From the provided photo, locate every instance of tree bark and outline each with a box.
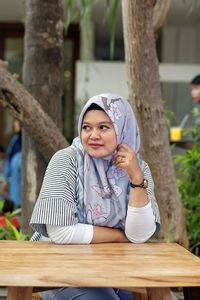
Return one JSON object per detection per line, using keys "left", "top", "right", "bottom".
{"left": 0, "top": 61, "right": 68, "bottom": 162}
{"left": 22, "top": 0, "right": 64, "bottom": 233}
{"left": 122, "top": 0, "right": 188, "bottom": 247}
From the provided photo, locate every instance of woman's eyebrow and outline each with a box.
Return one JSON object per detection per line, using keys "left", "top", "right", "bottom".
{"left": 82, "top": 121, "right": 112, "bottom": 125}
{"left": 99, "top": 122, "right": 112, "bottom": 125}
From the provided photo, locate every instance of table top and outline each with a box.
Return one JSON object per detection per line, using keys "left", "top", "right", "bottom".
{"left": 0, "top": 241, "right": 200, "bottom": 288}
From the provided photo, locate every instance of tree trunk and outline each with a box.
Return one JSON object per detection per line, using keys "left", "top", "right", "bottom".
{"left": 121, "top": 0, "right": 188, "bottom": 247}
{"left": 22, "top": 0, "right": 64, "bottom": 233}
{"left": 0, "top": 61, "right": 68, "bottom": 162}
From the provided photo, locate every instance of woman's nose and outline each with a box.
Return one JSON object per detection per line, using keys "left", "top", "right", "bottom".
{"left": 90, "top": 129, "right": 100, "bottom": 139}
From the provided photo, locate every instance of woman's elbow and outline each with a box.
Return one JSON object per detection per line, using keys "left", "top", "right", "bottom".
{"left": 125, "top": 225, "right": 156, "bottom": 244}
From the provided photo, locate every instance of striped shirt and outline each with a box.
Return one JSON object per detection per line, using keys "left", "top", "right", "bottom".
{"left": 30, "top": 146, "right": 160, "bottom": 240}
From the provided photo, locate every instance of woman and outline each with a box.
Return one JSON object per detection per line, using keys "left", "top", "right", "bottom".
{"left": 30, "top": 94, "right": 160, "bottom": 300}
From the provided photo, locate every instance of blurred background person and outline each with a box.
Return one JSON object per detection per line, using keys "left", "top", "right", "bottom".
{"left": 191, "top": 74, "right": 200, "bottom": 105}
{"left": 0, "top": 146, "right": 5, "bottom": 199}
{"left": 2, "top": 119, "right": 22, "bottom": 208}
{"left": 180, "top": 75, "right": 200, "bottom": 150}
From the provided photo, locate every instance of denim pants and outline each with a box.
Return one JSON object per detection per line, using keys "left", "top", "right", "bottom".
{"left": 39, "top": 287, "right": 133, "bottom": 300}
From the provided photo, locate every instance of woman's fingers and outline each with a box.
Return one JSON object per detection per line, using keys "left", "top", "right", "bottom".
{"left": 114, "top": 153, "right": 132, "bottom": 168}
{"left": 113, "top": 147, "right": 135, "bottom": 164}
{"left": 113, "top": 152, "right": 125, "bottom": 162}
{"left": 115, "top": 155, "right": 128, "bottom": 165}
{"left": 113, "top": 143, "right": 138, "bottom": 170}
{"left": 113, "top": 144, "right": 143, "bottom": 182}
{"left": 117, "top": 143, "right": 132, "bottom": 152}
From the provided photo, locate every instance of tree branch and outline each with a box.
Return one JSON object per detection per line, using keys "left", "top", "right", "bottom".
{"left": 0, "top": 60, "right": 69, "bottom": 162}
{"left": 153, "top": 0, "right": 170, "bottom": 32}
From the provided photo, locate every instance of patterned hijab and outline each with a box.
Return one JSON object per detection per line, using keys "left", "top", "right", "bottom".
{"left": 72, "top": 94, "right": 145, "bottom": 228}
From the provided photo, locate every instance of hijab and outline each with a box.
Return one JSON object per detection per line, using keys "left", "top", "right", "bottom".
{"left": 72, "top": 94, "right": 145, "bottom": 229}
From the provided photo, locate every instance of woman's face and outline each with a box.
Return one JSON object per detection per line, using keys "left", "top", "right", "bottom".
{"left": 81, "top": 109, "right": 117, "bottom": 158}
{"left": 13, "top": 120, "right": 21, "bottom": 133}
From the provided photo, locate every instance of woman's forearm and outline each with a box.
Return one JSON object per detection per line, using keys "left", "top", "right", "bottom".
{"left": 46, "top": 223, "right": 129, "bottom": 244}
{"left": 128, "top": 186, "right": 149, "bottom": 207}
{"left": 91, "top": 225, "right": 129, "bottom": 243}
{"left": 128, "top": 165, "right": 149, "bottom": 208}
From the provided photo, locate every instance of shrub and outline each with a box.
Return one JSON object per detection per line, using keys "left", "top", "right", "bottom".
{"left": 0, "top": 200, "right": 30, "bottom": 240}
{"left": 174, "top": 108, "right": 200, "bottom": 256}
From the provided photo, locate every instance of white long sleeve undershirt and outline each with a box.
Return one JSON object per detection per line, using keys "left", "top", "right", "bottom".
{"left": 47, "top": 222, "right": 94, "bottom": 244}
{"left": 46, "top": 201, "right": 156, "bottom": 244}
{"left": 125, "top": 201, "right": 156, "bottom": 243}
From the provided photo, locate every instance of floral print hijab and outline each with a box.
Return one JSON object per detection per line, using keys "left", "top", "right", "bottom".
{"left": 72, "top": 94, "right": 145, "bottom": 228}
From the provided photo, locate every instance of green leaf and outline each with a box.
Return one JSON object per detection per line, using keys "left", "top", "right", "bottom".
{"left": 5, "top": 219, "right": 21, "bottom": 240}
{"left": 80, "top": 0, "right": 87, "bottom": 18}
{"left": 11, "top": 226, "right": 21, "bottom": 240}
{"left": 104, "top": 0, "right": 111, "bottom": 21}
{"left": 110, "top": 0, "right": 120, "bottom": 60}
{"left": 10, "top": 208, "right": 22, "bottom": 217}
{"left": 64, "top": 0, "right": 74, "bottom": 32}
{"left": 0, "top": 200, "right": 5, "bottom": 212}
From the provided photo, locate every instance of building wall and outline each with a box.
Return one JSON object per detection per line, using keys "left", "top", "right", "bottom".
{"left": 161, "top": 24, "right": 200, "bottom": 127}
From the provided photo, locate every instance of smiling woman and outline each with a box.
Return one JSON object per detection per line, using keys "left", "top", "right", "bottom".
{"left": 30, "top": 93, "right": 160, "bottom": 300}
{"left": 81, "top": 106, "right": 117, "bottom": 158}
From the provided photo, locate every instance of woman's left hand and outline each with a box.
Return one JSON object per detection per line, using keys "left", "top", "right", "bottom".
{"left": 113, "top": 143, "right": 144, "bottom": 184}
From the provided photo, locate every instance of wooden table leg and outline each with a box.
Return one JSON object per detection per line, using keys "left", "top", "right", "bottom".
{"left": 7, "top": 286, "right": 33, "bottom": 300}
{"left": 147, "top": 287, "right": 172, "bottom": 300}
{"left": 133, "top": 292, "right": 148, "bottom": 300}
{"left": 131, "top": 288, "right": 147, "bottom": 300}
{"left": 183, "top": 287, "right": 200, "bottom": 300}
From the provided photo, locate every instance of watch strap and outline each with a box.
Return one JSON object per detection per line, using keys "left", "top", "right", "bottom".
{"left": 130, "top": 178, "right": 148, "bottom": 189}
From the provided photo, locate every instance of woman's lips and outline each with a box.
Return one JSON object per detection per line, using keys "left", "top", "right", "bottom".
{"left": 88, "top": 143, "right": 103, "bottom": 148}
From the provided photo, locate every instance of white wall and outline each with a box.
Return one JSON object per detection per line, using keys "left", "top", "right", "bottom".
{"left": 161, "top": 24, "right": 200, "bottom": 126}
{"left": 76, "top": 61, "right": 200, "bottom": 100}
{"left": 75, "top": 61, "right": 200, "bottom": 128}
{"left": 162, "top": 25, "right": 198, "bottom": 63}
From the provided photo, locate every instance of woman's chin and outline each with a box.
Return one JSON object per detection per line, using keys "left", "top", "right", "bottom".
{"left": 87, "top": 149, "right": 106, "bottom": 158}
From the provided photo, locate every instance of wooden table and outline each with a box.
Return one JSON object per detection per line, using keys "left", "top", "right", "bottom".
{"left": 0, "top": 241, "right": 200, "bottom": 300}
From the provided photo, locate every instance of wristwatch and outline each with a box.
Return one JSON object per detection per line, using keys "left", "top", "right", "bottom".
{"left": 130, "top": 178, "right": 148, "bottom": 189}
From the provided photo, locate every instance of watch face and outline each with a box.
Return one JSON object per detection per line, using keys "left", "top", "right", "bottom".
{"left": 143, "top": 179, "right": 148, "bottom": 188}
{"left": 130, "top": 178, "right": 148, "bottom": 189}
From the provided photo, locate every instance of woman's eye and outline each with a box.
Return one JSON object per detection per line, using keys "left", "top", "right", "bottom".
{"left": 82, "top": 125, "right": 90, "bottom": 131}
{"left": 100, "top": 125, "right": 109, "bottom": 130}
